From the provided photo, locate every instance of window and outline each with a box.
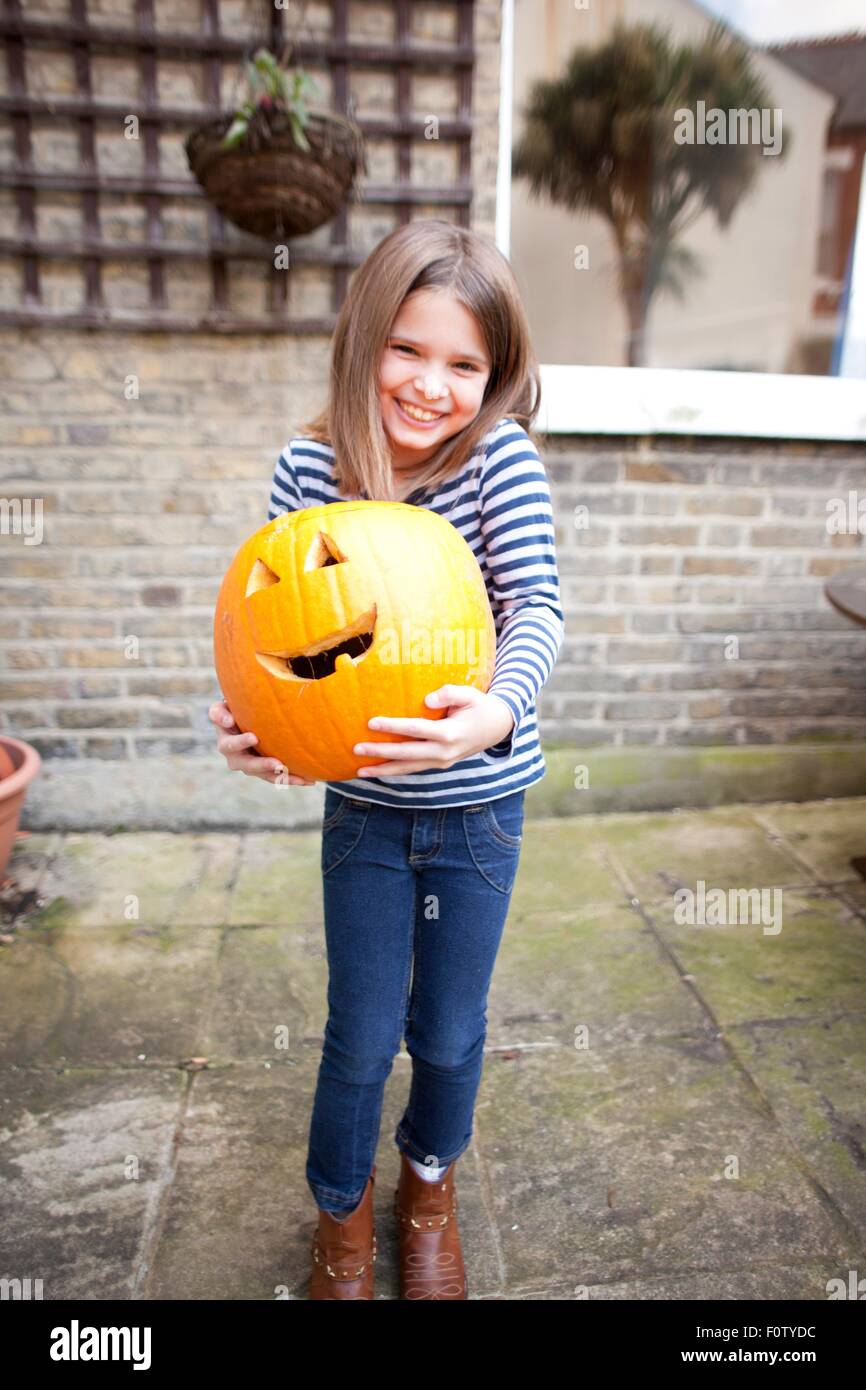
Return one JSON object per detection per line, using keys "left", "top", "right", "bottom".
{"left": 500, "top": 0, "right": 866, "bottom": 440}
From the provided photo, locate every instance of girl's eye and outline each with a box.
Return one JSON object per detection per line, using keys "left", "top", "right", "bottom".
{"left": 392, "top": 344, "right": 477, "bottom": 372}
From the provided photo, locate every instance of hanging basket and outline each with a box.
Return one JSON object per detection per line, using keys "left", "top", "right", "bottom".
{"left": 184, "top": 106, "right": 367, "bottom": 241}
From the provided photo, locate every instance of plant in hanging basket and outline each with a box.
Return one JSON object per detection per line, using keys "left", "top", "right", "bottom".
{"left": 184, "top": 48, "right": 366, "bottom": 241}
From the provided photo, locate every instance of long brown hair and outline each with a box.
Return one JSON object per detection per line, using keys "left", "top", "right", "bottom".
{"left": 299, "top": 219, "right": 542, "bottom": 502}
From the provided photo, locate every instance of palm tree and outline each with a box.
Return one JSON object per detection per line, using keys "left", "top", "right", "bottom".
{"left": 512, "top": 18, "right": 791, "bottom": 366}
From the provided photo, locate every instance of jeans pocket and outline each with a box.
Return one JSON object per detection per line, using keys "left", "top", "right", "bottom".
{"left": 462, "top": 794, "right": 524, "bottom": 895}
{"left": 321, "top": 798, "right": 370, "bottom": 876}
{"left": 322, "top": 789, "right": 350, "bottom": 831}
{"left": 486, "top": 793, "right": 525, "bottom": 847}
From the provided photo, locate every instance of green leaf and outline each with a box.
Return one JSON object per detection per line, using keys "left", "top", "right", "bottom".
{"left": 252, "top": 48, "right": 279, "bottom": 76}
{"left": 221, "top": 116, "right": 249, "bottom": 149}
{"left": 246, "top": 63, "right": 266, "bottom": 99}
{"left": 289, "top": 113, "right": 311, "bottom": 152}
{"left": 253, "top": 50, "right": 281, "bottom": 94}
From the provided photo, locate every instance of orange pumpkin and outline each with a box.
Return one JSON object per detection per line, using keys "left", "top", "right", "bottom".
{"left": 213, "top": 501, "right": 497, "bottom": 781}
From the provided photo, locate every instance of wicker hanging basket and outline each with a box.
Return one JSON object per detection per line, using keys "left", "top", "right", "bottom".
{"left": 184, "top": 105, "right": 367, "bottom": 241}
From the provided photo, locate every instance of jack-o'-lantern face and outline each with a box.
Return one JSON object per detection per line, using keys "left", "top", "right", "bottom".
{"left": 213, "top": 501, "right": 496, "bottom": 781}
{"left": 247, "top": 531, "right": 378, "bottom": 681}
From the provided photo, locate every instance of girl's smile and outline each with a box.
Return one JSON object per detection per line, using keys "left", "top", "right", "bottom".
{"left": 392, "top": 396, "right": 449, "bottom": 427}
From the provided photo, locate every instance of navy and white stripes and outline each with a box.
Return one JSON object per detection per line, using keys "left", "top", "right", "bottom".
{"left": 266, "top": 416, "right": 565, "bottom": 808}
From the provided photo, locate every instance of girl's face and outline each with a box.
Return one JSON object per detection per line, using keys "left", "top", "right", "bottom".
{"left": 379, "top": 287, "right": 492, "bottom": 473}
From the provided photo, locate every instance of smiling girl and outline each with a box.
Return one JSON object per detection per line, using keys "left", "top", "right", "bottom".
{"left": 209, "top": 219, "right": 564, "bottom": 1300}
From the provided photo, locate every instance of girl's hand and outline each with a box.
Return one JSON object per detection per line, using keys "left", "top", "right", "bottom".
{"left": 208, "top": 699, "right": 316, "bottom": 785}
{"left": 351, "top": 685, "right": 514, "bottom": 777}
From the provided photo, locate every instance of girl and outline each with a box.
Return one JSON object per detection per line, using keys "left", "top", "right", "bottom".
{"left": 209, "top": 219, "right": 564, "bottom": 1300}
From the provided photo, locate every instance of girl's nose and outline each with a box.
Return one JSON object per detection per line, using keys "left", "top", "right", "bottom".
{"left": 414, "top": 374, "right": 451, "bottom": 401}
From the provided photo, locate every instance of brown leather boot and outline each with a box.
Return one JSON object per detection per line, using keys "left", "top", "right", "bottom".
{"left": 393, "top": 1152, "right": 467, "bottom": 1299}
{"left": 309, "top": 1165, "right": 377, "bottom": 1299}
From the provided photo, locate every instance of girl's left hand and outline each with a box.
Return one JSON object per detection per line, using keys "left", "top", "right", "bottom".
{"left": 352, "top": 685, "right": 515, "bottom": 777}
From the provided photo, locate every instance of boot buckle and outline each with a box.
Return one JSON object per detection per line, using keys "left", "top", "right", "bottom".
{"left": 311, "top": 1235, "right": 378, "bottom": 1279}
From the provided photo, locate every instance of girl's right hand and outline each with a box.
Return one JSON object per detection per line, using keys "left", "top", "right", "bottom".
{"left": 208, "top": 699, "right": 316, "bottom": 785}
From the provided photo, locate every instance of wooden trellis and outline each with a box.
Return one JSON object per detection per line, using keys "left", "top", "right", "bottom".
{"left": 0, "top": 0, "right": 476, "bottom": 332}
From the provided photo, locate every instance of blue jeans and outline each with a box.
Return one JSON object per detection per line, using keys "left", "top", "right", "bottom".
{"left": 306, "top": 784, "right": 526, "bottom": 1214}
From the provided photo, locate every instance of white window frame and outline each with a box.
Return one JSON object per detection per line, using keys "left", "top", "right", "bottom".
{"left": 496, "top": 0, "right": 866, "bottom": 443}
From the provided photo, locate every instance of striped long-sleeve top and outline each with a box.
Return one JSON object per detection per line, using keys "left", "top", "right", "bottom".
{"left": 266, "top": 415, "right": 565, "bottom": 809}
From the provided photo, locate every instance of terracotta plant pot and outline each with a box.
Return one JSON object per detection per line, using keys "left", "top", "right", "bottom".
{"left": 0, "top": 736, "right": 41, "bottom": 878}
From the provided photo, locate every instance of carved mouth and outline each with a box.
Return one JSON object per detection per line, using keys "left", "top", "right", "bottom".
{"left": 255, "top": 604, "right": 377, "bottom": 681}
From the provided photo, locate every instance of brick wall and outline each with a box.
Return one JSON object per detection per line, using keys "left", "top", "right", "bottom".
{"left": 544, "top": 435, "right": 866, "bottom": 746}
{"left": 0, "top": 0, "right": 504, "bottom": 766}
{"left": 2, "top": 1, "right": 866, "bottom": 824}
{"left": 3, "top": 429, "right": 865, "bottom": 768}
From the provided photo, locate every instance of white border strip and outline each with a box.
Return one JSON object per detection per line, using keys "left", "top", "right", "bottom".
{"left": 838, "top": 150, "right": 866, "bottom": 377}
{"left": 537, "top": 364, "right": 866, "bottom": 441}
{"left": 495, "top": 0, "right": 514, "bottom": 258}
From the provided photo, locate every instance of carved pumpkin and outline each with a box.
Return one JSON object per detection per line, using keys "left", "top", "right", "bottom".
{"left": 213, "top": 501, "right": 497, "bottom": 781}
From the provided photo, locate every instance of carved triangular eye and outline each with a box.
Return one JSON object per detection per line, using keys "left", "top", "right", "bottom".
{"left": 304, "top": 532, "right": 347, "bottom": 571}
{"left": 246, "top": 558, "right": 281, "bottom": 597}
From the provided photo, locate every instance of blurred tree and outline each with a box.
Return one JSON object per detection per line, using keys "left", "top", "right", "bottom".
{"left": 512, "top": 19, "right": 790, "bottom": 366}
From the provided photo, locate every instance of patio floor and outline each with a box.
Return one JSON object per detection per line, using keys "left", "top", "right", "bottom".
{"left": 1, "top": 796, "right": 865, "bottom": 1301}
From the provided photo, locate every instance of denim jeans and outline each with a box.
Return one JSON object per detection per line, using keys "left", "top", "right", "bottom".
{"left": 306, "top": 784, "right": 526, "bottom": 1214}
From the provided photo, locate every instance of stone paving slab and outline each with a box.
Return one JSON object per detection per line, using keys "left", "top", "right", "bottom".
{"left": 203, "top": 925, "right": 324, "bottom": 1059}
{"left": 751, "top": 801, "right": 866, "bottom": 884}
{"left": 472, "top": 1260, "right": 854, "bottom": 1299}
{"left": 143, "top": 1062, "right": 313, "bottom": 1301}
{"left": 842, "top": 881, "right": 866, "bottom": 916}
{"left": 0, "top": 833, "right": 60, "bottom": 880}
{"left": 1, "top": 797, "right": 865, "bottom": 1300}
{"left": 718, "top": 1014, "right": 866, "bottom": 1242}
{"left": 0, "top": 924, "right": 222, "bottom": 1067}
{"left": 647, "top": 889, "right": 866, "bottom": 1028}
{"left": 508, "top": 818, "right": 628, "bottom": 915}
{"left": 33, "top": 833, "right": 241, "bottom": 929}
{"left": 489, "top": 899, "right": 709, "bottom": 1050}
{"left": 141, "top": 1057, "right": 497, "bottom": 1302}
{"left": 0, "top": 1065, "right": 186, "bottom": 1300}
{"left": 474, "top": 1046, "right": 860, "bottom": 1297}
{"left": 567, "top": 806, "right": 816, "bottom": 907}
{"left": 228, "top": 832, "right": 323, "bottom": 927}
